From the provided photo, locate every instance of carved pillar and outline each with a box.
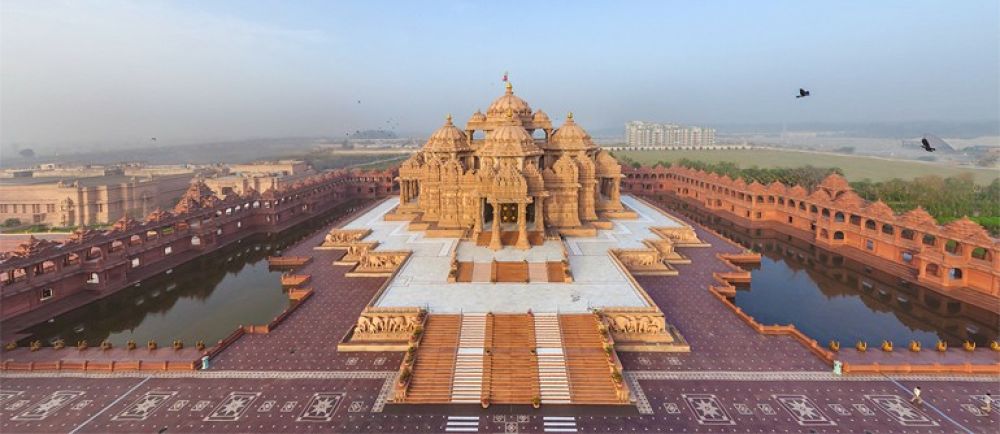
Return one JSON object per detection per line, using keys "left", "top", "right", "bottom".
{"left": 489, "top": 201, "right": 502, "bottom": 250}
{"left": 473, "top": 198, "right": 482, "bottom": 234}
{"left": 516, "top": 202, "right": 529, "bottom": 250}
{"left": 534, "top": 196, "right": 545, "bottom": 232}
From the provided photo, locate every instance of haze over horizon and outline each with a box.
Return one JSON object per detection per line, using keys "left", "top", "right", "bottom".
{"left": 2, "top": 0, "right": 998, "bottom": 153}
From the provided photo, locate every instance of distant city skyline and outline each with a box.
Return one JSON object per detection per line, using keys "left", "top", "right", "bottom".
{"left": 2, "top": 0, "right": 998, "bottom": 152}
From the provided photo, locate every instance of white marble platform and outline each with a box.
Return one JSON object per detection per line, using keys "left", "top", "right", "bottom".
{"left": 339, "top": 195, "right": 685, "bottom": 313}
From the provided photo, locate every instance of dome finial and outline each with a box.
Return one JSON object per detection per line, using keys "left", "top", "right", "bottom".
{"left": 505, "top": 81, "right": 513, "bottom": 94}
{"left": 567, "top": 112, "right": 574, "bottom": 120}
{"left": 446, "top": 113, "right": 453, "bottom": 124}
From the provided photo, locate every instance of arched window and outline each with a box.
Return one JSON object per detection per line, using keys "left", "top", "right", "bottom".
{"left": 922, "top": 234, "right": 936, "bottom": 246}
{"left": 925, "top": 263, "right": 940, "bottom": 277}
{"left": 822, "top": 208, "right": 831, "bottom": 218}
{"left": 944, "top": 240, "right": 960, "bottom": 255}
{"left": 834, "top": 212, "right": 845, "bottom": 222}
{"left": 833, "top": 231, "right": 845, "bottom": 240}
{"left": 901, "top": 229, "right": 915, "bottom": 240}
{"left": 949, "top": 268, "right": 963, "bottom": 280}
{"left": 810, "top": 205, "right": 818, "bottom": 214}
{"left": 881, "top": 224, "right": 894, "bottom": 235}
{"left": 865, "top": 219, "right": 877, "bottom": 230}
{"left": 971, "top": 247, "right": 990, "bottom": 261}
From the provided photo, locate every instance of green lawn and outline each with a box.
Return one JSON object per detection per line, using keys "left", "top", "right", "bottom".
{"left": 612, "top": 149, "right": 998, "bottom": 184}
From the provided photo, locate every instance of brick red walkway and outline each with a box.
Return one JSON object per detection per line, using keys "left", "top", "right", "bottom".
{"left": 3, "top": 198, "right": 998, "bottom": 433}
{"left": 209, "top": 200, "right": 401, "bottom": 372}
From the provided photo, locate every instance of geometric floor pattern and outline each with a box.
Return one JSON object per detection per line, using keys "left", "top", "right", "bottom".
{"left": 4, "top": 199, "right": 998, "bottom": 433}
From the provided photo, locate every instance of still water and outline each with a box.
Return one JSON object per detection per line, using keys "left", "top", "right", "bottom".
{"left": 666, "top": 199, "right": 999, "bottom": 347}
{"left": 19, "top": 199, "right": 366, "bottom": 346}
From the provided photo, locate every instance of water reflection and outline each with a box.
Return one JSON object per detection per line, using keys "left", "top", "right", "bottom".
{"left": 19, "top": 199, "right": 367, "bottom": 346}
{"left": 663, "top": 198, "right": 999, "bottom": 346}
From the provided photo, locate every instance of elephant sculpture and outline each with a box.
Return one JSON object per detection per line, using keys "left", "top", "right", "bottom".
{"left": 356, "top": 316, "right": 372, "bottom": 333}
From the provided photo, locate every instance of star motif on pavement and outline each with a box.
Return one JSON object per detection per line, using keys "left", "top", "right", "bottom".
{"left": 35, "top": 398, "right": 67, "bottom": 414}
{"left": 219, "top": 397, "right": 249, "bottom": 416}
{"left": 788, "top": 400, "right": 819, "bottom": 419}
{"left": 308, "top": 397, "right": 336, "bottom": 416}
{"left": 694, "top": 400, "right": 722, "bottom": 418}
{"left": 884, "top": 400, "right": 919, "bottom": 420}
{"left": 132, "top": 398, "right": 159, "bottom": 415}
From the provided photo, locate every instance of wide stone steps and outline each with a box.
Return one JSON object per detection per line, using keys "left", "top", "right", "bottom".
{"left": 534, "top": 313, "right": 571, "bottom": 403}
{"left": 559, "top": 315, "right": 621, "bottom": 404}
{"left": 488, "top": 314, "right": 539, "bottom": 404}
{"left": 403, "top": 313, "right": 624, "bottom": 405}
{"left": 451, "top": 314, "right": 486, "bottom": 403}
{"left": 405, "top": 315, "right": 460, "bottom": 403}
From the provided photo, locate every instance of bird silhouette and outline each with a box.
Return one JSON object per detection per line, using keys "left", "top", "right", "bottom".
{"left": 151, "top": 137, "right": 157, "bottom": 141}
{"left": 796, "top": 88, "right": 810, "bottom": 98}
{"left": 920, "top": 137, "right": 936, "bottom": 152}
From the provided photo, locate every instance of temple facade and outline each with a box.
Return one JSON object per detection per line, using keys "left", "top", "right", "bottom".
{"left": 396, "top": 82, "right": 624, "bottom": 249}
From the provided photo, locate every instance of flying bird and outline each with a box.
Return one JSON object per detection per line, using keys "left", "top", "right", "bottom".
{"left": 796, "top": 88, "right": 810, "bottom": 98}
{"left": 920, "top": 137, "right": 936, "bottom": 152}
{"left": 357, "top": 100, "right": 361, "bottom": 104}
{"left": 151, "top": 137, "right": 157, "bottom": 141}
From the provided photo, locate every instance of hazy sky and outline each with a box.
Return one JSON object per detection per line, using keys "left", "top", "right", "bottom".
{"left": 2, "top": 0, "right": 998, "bottom": 151}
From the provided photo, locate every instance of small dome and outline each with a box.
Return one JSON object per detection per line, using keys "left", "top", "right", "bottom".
{"left": 470, "top": 110, "right": 486, "bottom": 122}
{"left": 423, "top": 115, "right": 469, "bottom": 153}
{"left": 532, "top": 109, "right": 550, "bottom": 123}
{"left": 486, "top": 82, "right": 532, "bottom": 119}
{"left": 549, "top": 112, "right": 595, "bottom": 150}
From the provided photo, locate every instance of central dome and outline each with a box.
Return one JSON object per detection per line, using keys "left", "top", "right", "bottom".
{"left": 486, "top": 82, "right": 532, "bottom": 119}
{"left": 478, "top": 118, "right": 542, "bottom": 157}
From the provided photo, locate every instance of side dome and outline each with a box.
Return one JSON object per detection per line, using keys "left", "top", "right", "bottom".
{"left": 486, "top": 82, "right": 532, "bottom": 119}
{"left": 532, "top": 109, "right": 550, "bottom": 123}
{"left": 470, "top": 110, "right": 486, "bottom": 122}
{"left": 423, "top": 114, "right": 470, "bottom": 153}
{"left": 549, "top": 112, "right": 595, "bottom": 151}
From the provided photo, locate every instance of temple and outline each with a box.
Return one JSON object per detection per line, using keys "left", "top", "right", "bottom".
{"left": 395, "top": 82, "right": 624, "bottom": 249}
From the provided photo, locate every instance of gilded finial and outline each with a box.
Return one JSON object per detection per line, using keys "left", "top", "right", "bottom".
{"left": 505, "top": 81, "right": 513, "bottom": 93}
{"left": 567, "top": 112, "right": 574, "bottom": 120}
{"left": 446, "top": 113, "right": 452, "bottom": 124}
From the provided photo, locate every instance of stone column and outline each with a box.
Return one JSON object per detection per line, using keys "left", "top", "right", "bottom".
{"left": 489, "top": 201, "right": 502, "bottom": 250}
{"left": 473, "top": 198, "right": 483, "bottom": 234}
{"left": 534, "top": 197, "right": 545, "bottom": 232}
{"left": 516, "top": 202, "right": 530, "bottom": 250}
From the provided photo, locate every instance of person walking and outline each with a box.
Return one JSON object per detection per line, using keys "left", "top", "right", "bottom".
{"left": 910, "top": 386, "right": 923, "bottom": 405}
{"left": 980, "top": 393, "right": 992, "bottom": 415}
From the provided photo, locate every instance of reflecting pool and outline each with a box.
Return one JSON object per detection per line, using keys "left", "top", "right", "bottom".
{"left": 665, "top": 199, "right": 999, "bottom": 347}
{"left": 18, "top": 199, "right": 366, "bottom": 346}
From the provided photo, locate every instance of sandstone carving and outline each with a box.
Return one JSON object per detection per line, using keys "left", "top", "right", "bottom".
{"left": 320, "top": 229, "right": 372, "bottom": 248}
{"left": 352, "top": 307, "right": 425, "bottom": 341}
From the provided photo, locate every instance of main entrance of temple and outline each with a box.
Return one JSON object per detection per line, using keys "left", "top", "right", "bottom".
{"left": 499, "top": 203, "right": 518, "bottom": 224}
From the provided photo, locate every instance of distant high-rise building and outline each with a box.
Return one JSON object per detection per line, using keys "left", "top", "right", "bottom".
{"left": 625, "top": 121, "right": 716, "bottom": 148}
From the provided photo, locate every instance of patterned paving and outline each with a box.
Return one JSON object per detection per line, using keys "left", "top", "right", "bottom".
{"left": 4, "top": 199, "right": 999, "bottom": 433}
